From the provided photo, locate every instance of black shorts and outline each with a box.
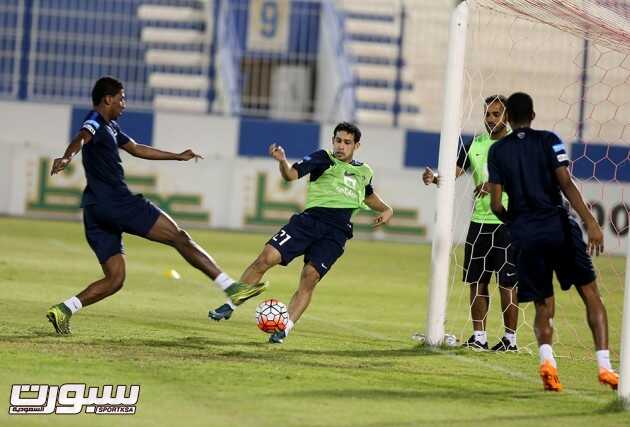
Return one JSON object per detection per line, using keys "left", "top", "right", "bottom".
{"left": 513, "top": 216, "right": 596, "bottom": 303}
{"left": 463, "top": 221, "right": 517, "bottom": 286}
{"left": 83, "top": 195, "right": 162, "bottom": 264}
{"left": 267, "top": 213, "right": 347, "bottom": 278}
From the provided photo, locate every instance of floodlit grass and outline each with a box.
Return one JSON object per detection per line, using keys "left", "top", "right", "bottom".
{"left": 1, "top": 217, "right": 628, "bottom": 426}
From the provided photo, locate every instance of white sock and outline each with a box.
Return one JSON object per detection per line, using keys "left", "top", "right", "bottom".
{"left": 504, "top": 332, "right": 516, "bottom": 347}
{"left": 596, "top": 349, "right": 612, "bottom": 370}
{"left": 284, "top": 319, "right": 295, "bottom": 336}
{"left": 214, "top": 273, "right": 235, "bottom": 291}
{"left": 539, "top": 344, "right": 556, "bottom": 367}
{"left": 226, "top": 299, "right": 236, "bottom": 310}
{"left": 63, "top": 296, "right": 82, "bottom": 314}
{"left": 474, "top": 330, "right": 487, "bottom": 345}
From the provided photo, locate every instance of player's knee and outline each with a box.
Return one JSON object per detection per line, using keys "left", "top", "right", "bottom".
{"left": 173, "top": 229, "right": 193, "bottom": 247}
{"left": 255, "top": 251, "right": 277, "bottom": 271}
{"left": 251, "top": 257, "right": 270, "bottom": 273}
{"left": 302, "top": 264, "right": 321, "bottom": 284}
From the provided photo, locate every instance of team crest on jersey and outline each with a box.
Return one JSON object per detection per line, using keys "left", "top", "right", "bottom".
{"left": 517, "top": 132, "right": 525, "bottom": 139}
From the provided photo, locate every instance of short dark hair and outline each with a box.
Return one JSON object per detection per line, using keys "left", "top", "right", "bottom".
{"left": 506, "top": 92, "right": 534, "bottom": 123}
{"left": 333, "top": 122, "right": 361, "bottom": 143}
{"left": 92, "top": 76, "right": 123, "bottom": 106}
{"left": 484, "top": 94, "right": 507, "bottom": 106}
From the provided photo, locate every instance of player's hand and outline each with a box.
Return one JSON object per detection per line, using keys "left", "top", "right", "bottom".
{"left": 422, "top": 167, "right": 438, "bottom": 185}
{"left": 585, "top": 220, "right": 604, "bottom": 256}
{"left": 373, "top": 208, "right": 393, "bottom": 228}
{"left": 177, "top": 149, "right": 204, "bottom": 162}
{"left": 50, "top": 157, "right": 71, "bottom": 175}
{"left": 269, "top": 144, "right": 287, "bottom": 161}
{"left": 474, "top": 182, "right": 490, "bottom": 198}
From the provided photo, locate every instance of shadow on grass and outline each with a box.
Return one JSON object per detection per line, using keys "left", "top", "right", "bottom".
{"left": 0, "top": 331, "right": 471, "bottom": 369}
{"left": 599, "top": 398, "right": 630, "bottom": 413}
{"left": 281, "top": 386, "right": 542, "bottom": 401}
{"left": 351, "top": 409, "right": 613, "bottom": 427}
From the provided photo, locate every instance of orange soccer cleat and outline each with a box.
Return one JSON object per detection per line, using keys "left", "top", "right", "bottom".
{"left": 598, "top": 368, "right": 619, "bottom": 390}
{"left": 539, "top": 360, "right": 563, "bottom": 392}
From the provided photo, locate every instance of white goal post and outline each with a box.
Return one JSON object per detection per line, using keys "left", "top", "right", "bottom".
{"left": 425, "top": 0, "right": 630, "bottom": 406}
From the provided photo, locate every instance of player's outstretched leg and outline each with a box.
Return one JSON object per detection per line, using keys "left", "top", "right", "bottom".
{"left": 146, "top": 213, "right": 268, "bottom": 308}
{"left": 575, "top": 281, "right": 619, "bottom": 390}
{"left": 269, "top": 262, "right": 320, "bottom": 344}
{"left": 209, "top": 245, "right": 281, "bottom": 321}
{"left": 47, "top": 254, "right": 126, "bottom": 335}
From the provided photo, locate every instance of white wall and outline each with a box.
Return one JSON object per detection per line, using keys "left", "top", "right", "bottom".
{"left": 0, "top": 101, "right": 71, "bottom": 147}
{"left": 1, "top": 101, "right": 627, "bottom": 254}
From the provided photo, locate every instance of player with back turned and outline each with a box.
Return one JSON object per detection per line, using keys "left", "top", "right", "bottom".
{"left": 488, "top": 92, "right": 618, "bottom": 391}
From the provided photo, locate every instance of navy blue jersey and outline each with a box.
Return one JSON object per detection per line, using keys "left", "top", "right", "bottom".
{"left": 79, "top": 111, "right": 132, "bottom": 207}
{"left": 291, "top": 149, "right": 374, "bottom": 235}
{"left": 488, "top": 127, "right": 570, "bottom": 226}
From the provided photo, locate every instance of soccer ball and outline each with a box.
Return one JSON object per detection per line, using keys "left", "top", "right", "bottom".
{"left": 255, "top": 299, "right": 289, "bottom": 333}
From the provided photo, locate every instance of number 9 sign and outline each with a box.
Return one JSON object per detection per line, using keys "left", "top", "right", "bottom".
{"left": 247, "top": 0, "right": 289, "bottom": 52}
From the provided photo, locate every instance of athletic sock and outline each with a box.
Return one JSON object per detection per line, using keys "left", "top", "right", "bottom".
{"left": 214, "top": 273, "right": 235, "bottom": 291}
{"left": 596, "top": 349, "right": 612, "bottom": 370}
{"left": 539, "top": 344, "right": 557, "bottom": 367}
{"left": 284, "top": 319, "right": 295, "bottom": 336}
{"left": 504, "top": 332, "right": 516, "bottom": 347}
{"left": 63, "top": 296, "right": 82, "bottom": 314}
{"left": 473, "top": 330, "right": 487, "bottom": 345}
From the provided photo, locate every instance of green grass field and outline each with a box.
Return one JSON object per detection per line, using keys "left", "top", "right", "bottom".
{"left": 1, "top": 216, "right": 629, "bottom": 426}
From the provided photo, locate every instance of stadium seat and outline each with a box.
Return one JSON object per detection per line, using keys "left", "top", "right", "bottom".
{"left": 335, "top": 0, "right": 422, "bottom": 126}
{"left": 138, "top": 2, "right": 215, "bottom": 113}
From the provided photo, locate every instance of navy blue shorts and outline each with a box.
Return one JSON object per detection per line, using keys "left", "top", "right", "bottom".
{"left": 267, "top": 213, "right": 348, "bottom": 278}
{"left": 513, "top": 216, "right": 596, "bottom": 303}
{"left": 83, "top": 195, "right": 162, "bottom": 264}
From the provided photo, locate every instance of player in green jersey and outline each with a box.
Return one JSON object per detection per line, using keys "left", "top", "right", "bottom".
{"left": 209, "top": 122, "right": 394, "bottom": 343}
{"left": 423, "top": 95, "right": 519, "bottom": 351}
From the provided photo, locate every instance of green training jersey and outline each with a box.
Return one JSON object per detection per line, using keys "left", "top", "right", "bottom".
{"left": 458, "top": 132, "right": 509, "bottom": 224}
{"left": 302, "top": 150, "right": 373, "bottom": 212}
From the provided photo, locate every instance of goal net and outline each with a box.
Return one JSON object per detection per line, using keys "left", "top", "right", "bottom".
{"left": 423, "top": 0, "right": 629, "bottom": 384}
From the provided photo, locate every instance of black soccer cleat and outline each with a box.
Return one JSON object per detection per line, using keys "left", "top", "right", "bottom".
{"left": 208, "top": 303, "right": 234, "bottom": 321}
{"left": 490, "top": 337, "right": 518, "bottom": 352}
{"left": 268, "top": 329, "right": 286, "bottom": 344}
{"left": 462, "top": 335, "right": 488, "bottom": 350}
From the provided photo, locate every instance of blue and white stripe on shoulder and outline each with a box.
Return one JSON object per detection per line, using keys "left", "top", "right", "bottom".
{"left": 81, "top": 111, "right": 101, "bottom": 135}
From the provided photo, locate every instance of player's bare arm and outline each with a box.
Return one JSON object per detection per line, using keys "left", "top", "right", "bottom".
{"left": 121, "top": 140, "right": 203, "bottom": 162}
{"left": 422, "top": 166, "right": 465, "bottom": 186}
{"left": 555, "top": 166, "right": 604, "bottom": 256}
{"left": 488, "top": 183, "right": 509, "bottom": 223}
{"left": 269, "top": 143, "right": 298, "bottom": 181}
{"left": 50, "top": 129, "right": 93, "bottom": 175}
{"left": 473, "top": 182, "right": 490, "bottom": 198}
{"left": 364, "top": 193, "right": 393, "bottom": 228}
